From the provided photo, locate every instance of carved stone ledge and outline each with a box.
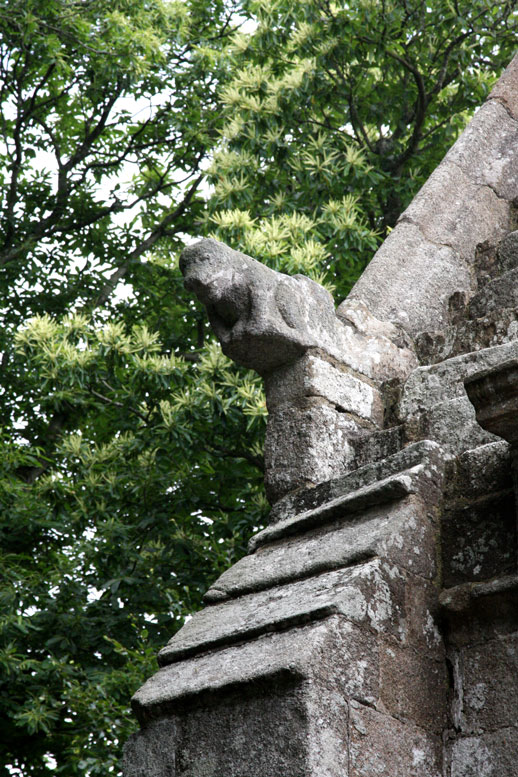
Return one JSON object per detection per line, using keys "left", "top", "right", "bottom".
{"left": 464, "top": 358, "right": 518, "bottom": 443}
{"left": 440, "top": 573, "right": 518, "bottom": 613}
{"left": 248, "top": 472, "right": 414, "bottom": 553}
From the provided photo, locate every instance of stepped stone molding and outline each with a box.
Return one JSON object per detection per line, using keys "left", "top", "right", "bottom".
{"left": 123, "top": 54, "right": 518, "bottom": 777}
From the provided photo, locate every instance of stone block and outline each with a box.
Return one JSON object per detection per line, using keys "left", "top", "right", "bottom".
{"left": 313, "top": 617, "right": 380, "bottom": 706}
{"left": 378, "top": 641, "right": 448, "bottom": 733}
{"left": 264, "top": 352, "right": 384, "bottom": 426}
{"left": 400, "top": 341, "right": 518, "bottom": 418}
{"left": 252, "top": 472, "right": 425, "bottom": 552}
{"left": 305, "top": 679, "right": 350, "bottom": 777}
{"left": 346, "top": 220, "right": 471, "bottom": 336}
{"left": 350, "top": 426, "right": 405, "bottom": 470}
{"left": 415, "top": 308, "right": 518, "bottom": 366}
{"left": 464, "top": 357, "right": 518, "bottom": 443}
{"left": 349, "top": 701, "right": 443, "bottom": 777}
{"left": 123, "top": 718, "right": 179, "bottom": 777}
{"left": 134, "top": 617, "right": 373, "bottom": 717}
{"left": 441, "top": 491, "right": 517, "bottom": 587}
{"left": 174, "top": 683, "right": 310, "bottom": 777}
{"left": 497, "top": 230, "right": 518, "bottom": 273}
{"left": 441, "top": 575, "right": 518, "bottom": 647}
{"left": 126, "top": 681, "right": 310, "bottom": 777}
{"left": 206, "top": 497, "right": 438, "bottom": 602}
{"left": 459, "top": 636, "right": 518, "bottom": 733}
{"left": 400, "top": 340, "right": 518, "bottom": 455}
{"left": 409, "top": 396, "right": 497, "bottom": 457}
{"left": 158, "top": 559, "right": 406, "bottom": 666}
{"left": 331, "top": 314, "right": 417, "bottom": 383}
{"left": 402, "top": 576, "right": 444, "bottom": 652}
{"left": 342, "top": 495, "right": 440, "bottom": 581}
{"left": 469, "top": 268, "right": 518, "bottom": 319}
{"left": 269, "top": 439, "right": 445, "bottom": 525}
{"left": 444, "top": 441, "right": 511, "bottom": 504}
{"left": 264, "top": 401, "right": 359, "bottom": 501}
{"left": 446, "top": 728, "right": 518, "bottom": 777}
{"left": 127, "top": 616, "right": 385, "bottom": 776}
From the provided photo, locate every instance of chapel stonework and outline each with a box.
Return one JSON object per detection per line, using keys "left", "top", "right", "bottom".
{"left": 122, "top": 54, "right": 518, "bottom": 776}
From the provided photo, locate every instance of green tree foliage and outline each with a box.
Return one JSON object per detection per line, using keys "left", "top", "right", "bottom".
{"left": 1, "top": 0, "right": 517, "bottom": 774}
{"left": 0, "top": 1, "right": 267, "bottom": 774}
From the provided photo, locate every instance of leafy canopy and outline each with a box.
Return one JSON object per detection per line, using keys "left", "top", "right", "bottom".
{"left": 1, "top": 0, "right": 517, "bottom": 774}
{"left": 1, "top": 0, "right": 267, "bottom": 775}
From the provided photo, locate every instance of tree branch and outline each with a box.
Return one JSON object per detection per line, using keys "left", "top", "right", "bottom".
{"left": 93, "top": 172, "right": 204, "bottom": 309}
{"left": 209, "top": 443, "right": 264, "bottom": 472}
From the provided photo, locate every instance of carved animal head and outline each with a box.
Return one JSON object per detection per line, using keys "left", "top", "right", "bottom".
{"left": 180, "top": 239, "right": 336, "bottom": 374}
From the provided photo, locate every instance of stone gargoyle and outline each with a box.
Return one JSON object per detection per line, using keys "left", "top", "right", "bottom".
{"left": 180, "top": 238, "right": 416, "bottom": 503}
{"left": 180, "top": 238, "right": 339, "bottom": 375}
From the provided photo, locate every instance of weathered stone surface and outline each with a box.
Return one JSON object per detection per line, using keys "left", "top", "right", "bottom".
{"left": 123, "top": 718, "right": 179, "bottom": 777}
{"left": 158, "top": 559, "right": 406, "bottom": 666}
{"left": 349, "top": 702, "right": 443, "bottom": 777}
{"left": 269, "top": 439, "right": 445, "bottom": 524}
{"left": 350, "top": 425, "right": 405, "bottom": 470}
{"left": 441, "top": 492, "right": 516, "bottom": 588}
{"left": 446, "top": 729, "right": 518, "bottom": 777}
{"left": 341, "top": 95, "right": 518, "bottom": 343}
{"left": 379, "top": 641, "right": 448, "bottom": 733}
{"left": 127, "top": 613, "right": 394, "bottom": 777}
{"left": 180, "top": 238, "right": 337, "bottom": 374}
{"left": 264, "top": 402, "right": 360, "bottom": 500}
{"left": 489, "top": 52, "right": 518, "bottom": 120}
{"left": 206, "top": 497, "right": 437, "bottom": 602}
{"left": 458, "top": 636, "right": 518, "bottom": 733}
{"left": 407, "top": 396, "right": 497, "bottom": 457}
{"left": 344, "top": 220, "right": 470, "bottom": 336}
{"left": 400, "top": 340, "right": 518, "bottom": 457}
{"left": 443, "top": 441, "right": 511, "bottom": 503}
{"left": 128, "top": 683, "right": 310, "bottom": 777}
{"left": 464, "top": 358, "right": 518, "bottom": 443}
{"left": 415, "top": 308, "right": 518, "bottom": 366}
{"left": 336, "top": 298, "right": 414, "bottom": 349}
{"left": 332, "top": 314, "right": 417, "bottom": 381}
{"left": 399, "top": 161, "right": 510, "bottom": 263}
{"left": 175, "top": 684, "right": 309, "bottom": 777}
{"left": 497, "top": 229, "right": 518, "bottom": 273}
{"left": 180, "top": 237, "right": 416, "bottom": 382}
{"left": 401, "top": 341, "right": 518, "bottom": 418}
{"left": 252, "top": 472, "right": 421, "bottom": 552}
{"left": 443, "top": 99, "right": 518, "bottom": 202}
{"left": 403, "top": 577, "right": 444, "bottom": 652}
{"left": 264, "top": 351, "right": 384, "bottom": 425}
{"left": 134, "top": 616, "right": 379, "bottom": 718}
{"left": 440, "top": 573, "right": 518, "bottom": 618}
{"left": 305, "top": 681, "right": 350, "bottom": 777}
{"left": 208, "top": 514, "right": 379, "bottom": 602}
{"left": 469, "top": 269, "right": 518, "bottom": 319}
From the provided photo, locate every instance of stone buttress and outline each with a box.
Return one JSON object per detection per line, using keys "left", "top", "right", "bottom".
{"left": 123, "top": 55, "right": 518, "bottom": 776}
